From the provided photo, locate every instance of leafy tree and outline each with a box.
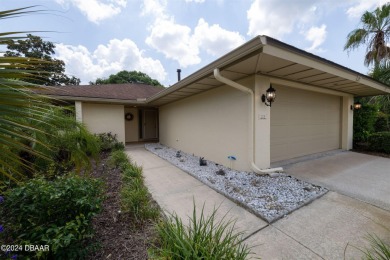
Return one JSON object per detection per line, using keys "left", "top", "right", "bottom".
{"left": 344, "top": 3, "right": 390, "bottom": 67}
{"left": 368, "top": 61, "right": 390, "bottom": 113}
{"left": 90, "top": 70, "right": 164, "bottom": 88}
{"left": 4, "top": 34, "right": 80, "bottom": 86}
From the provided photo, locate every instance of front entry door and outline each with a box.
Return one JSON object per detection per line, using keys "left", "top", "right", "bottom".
{"left": 142, "top": 109, "right": 158, "bottom": 139}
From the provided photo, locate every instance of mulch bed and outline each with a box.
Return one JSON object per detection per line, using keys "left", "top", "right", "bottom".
{"left": 87, "top": 152, "right": 157, "bottom": 260}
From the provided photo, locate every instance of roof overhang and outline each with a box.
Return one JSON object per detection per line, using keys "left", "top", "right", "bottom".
{"left": 147, "top": 36, "right": 390, "bottom": 106}
{"left": 46, "top": 95, "right": 147, "bottom": 105}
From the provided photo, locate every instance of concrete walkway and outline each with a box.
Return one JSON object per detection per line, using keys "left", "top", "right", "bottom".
{"left": 125, "top": 145, "right": 390, "bottom": 259}
{"left": 284, "top": 151, "right": 390, "bottom": 211}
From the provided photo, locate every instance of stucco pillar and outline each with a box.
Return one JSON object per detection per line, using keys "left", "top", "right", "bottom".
{"left": 254, "top": 75, "right": 271, "bottom": 168}
{"left": 75, "top": 101, "right": 83, "bottom": 122}
{"left": 341, "top": 95, "right": 354, "bottom": 150}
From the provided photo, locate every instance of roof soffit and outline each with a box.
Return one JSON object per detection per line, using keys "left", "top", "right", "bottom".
{"left": 260, "top": 45, "right": 389, "bottom": 95}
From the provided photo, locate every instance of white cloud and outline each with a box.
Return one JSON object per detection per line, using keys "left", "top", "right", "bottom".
{"left": 141, "top": 0, "right": 167, "bottom": 19}
{"left": 142, "top": 0, "right": 245, "bottom": 67}
{"left": 247, "top": 0, "right": 321, "bottom": 39}
{"left": 193, "top": 19, "right": 245, "bottom": 57}
{"left": 346, "top": 0, "right": 387, "bottom": 18}
{"left": 303, "top": 24, "right": 327, "bottom": 52}
{"left": 146, "top": 18, "right": 201, "bottom": 67}
{"left": 145, "top": 17, "right": 245, "bottom": 67}
{"left": 55, "top": 0, "right": 127, "bottom": 23}
{"left": 55, "top": 39, "right": 167, "bottom": 84}
{"left": 185, "top": 0, "right": 205, "bottom": 3}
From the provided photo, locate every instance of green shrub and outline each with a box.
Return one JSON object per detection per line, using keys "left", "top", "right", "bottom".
{"left": 29, "top": 108, "right": 101, "bottom": 177}
{"left": 354, "top": 103, "right": 378, "bottom": 144}
{"left": 368, "top": 132, "right": 390, "bottom": 153}
{"left": 96, "top": 132, "right": 124, "bottom": 152}
{"left": 0, "top": 107, "right": 101, "bottom": 182}
{"left": 108, "top": 149, "right": 130, "bottom": 170}
{"left": 119, "top": 157, "right": 159, "bottom": 222}
{"left": 0, "top": 175, "right": 103, "bottom": 259}
{"left": 375, "top": 113, "right": 390, "bottom": 132}
{"left": 151, "top": 203, "right": 252, "bottom": 260}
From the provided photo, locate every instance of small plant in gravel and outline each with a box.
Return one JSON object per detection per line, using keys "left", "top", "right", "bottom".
{"left": 150, "top": 202, "right": 253, "bottom": 260}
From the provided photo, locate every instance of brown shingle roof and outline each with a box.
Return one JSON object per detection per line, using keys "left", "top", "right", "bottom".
{"left": 36, "top": 83, "right": 164, "bottom": 101}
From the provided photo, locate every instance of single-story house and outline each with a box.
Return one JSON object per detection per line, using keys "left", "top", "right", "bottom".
{"left": 41, "top": 35, "right": 390, "bottom": 172}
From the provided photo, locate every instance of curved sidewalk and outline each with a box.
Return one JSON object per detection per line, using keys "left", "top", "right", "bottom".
{"left": 125, "top": 144, "right": 390, "bottom": 260}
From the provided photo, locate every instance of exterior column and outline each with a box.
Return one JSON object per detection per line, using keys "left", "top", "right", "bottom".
{"left": 75, "top": 101, "right": 83, "bottom": 122}
{"left": 254, "top": 75, "right": 271, "bottom": 168}
{"left": 341, "top": 95, "right": 354, "bottom": 150}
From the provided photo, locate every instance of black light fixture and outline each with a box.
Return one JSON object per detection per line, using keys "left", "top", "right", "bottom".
{"left": 261, "top": 84, "right": 276, "bottom": 107}
{"left": 351, "top": 101, "right": 362, "bottom": 110}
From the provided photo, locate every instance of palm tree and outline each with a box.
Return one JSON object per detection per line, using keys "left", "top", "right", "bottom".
{"left": 0, "top": 7, "right": 56, "bottom": 182}
{"left": 369, "top": 61, "right": 390, "bottom": 113}
{"left": 344, "top": 3, "right": 390, "bottom": 67}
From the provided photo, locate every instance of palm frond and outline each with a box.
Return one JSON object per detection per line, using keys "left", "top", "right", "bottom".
{"left": 370, "top": 61, "right": 390, "bottom": 85}
{"left": 0, "top": 6, "right": 59, "bottom": 183}
{"left": 344, "top": 29, "right": 369, "bottom": 50}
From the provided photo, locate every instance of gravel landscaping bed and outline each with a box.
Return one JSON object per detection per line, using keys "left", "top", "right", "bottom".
{"left": 146, "top": 143, "right": 327, "bottom": 223}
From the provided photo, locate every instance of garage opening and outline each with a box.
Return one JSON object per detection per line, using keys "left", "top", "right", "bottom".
{"left": 270, "top": 86, "right": 341, "bottom": 162}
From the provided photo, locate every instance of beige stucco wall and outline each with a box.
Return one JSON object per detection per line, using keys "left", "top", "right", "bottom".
{"left": 82, "top": 103, "right": 125, "bottom": 144}
{"left": 342, "top": 96, "right": 354, "bottom": 150}
{"left": 75, "top": 101, "right": 83, "bottom": 122}
{"left": 159, "top": 77, "right": 254, "bottom": 171}
{"left": 125, "top": 107, "right": 139, "bottom": 142}
{"left": 254, "top": 76, "right": 272, "bottom": 168}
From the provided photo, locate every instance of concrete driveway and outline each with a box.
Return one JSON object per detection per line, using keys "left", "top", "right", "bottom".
{"left": 126, "top": 145, "right": 390, "bottom": 259}
{"left": 284, "top": 151, "right": 390, "bottom": 211}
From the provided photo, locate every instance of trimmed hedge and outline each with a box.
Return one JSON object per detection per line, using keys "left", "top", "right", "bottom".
{"left": 353, "top": 104, "right": 378, "bottom": 143}
{"left": 374, "top": 113, "right": 390, "bottom": 132}
{"left": 368, "top": 132, "right": 390, "bottom": 154}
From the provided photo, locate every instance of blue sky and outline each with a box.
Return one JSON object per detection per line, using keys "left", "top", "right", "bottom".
{"left": 2, "top": 0, "right": 387, "bottom": 86}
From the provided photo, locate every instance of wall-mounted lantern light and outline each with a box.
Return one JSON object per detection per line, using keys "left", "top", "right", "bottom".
{"left": 261, "top": 84, "right": 276, "bottom": 107}
{"left": 350, "top": 102, "right": 362, "bottom": 110}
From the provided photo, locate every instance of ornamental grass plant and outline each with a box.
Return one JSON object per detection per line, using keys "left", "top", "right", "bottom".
{"left": 360, "top": 234, "right": 390, "bottom": 260}
{"left": 151, "top": 202, "right": 253, "bottom": 260}
{"left": 107, "top": 149, "right": 159, "bottom": 222}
